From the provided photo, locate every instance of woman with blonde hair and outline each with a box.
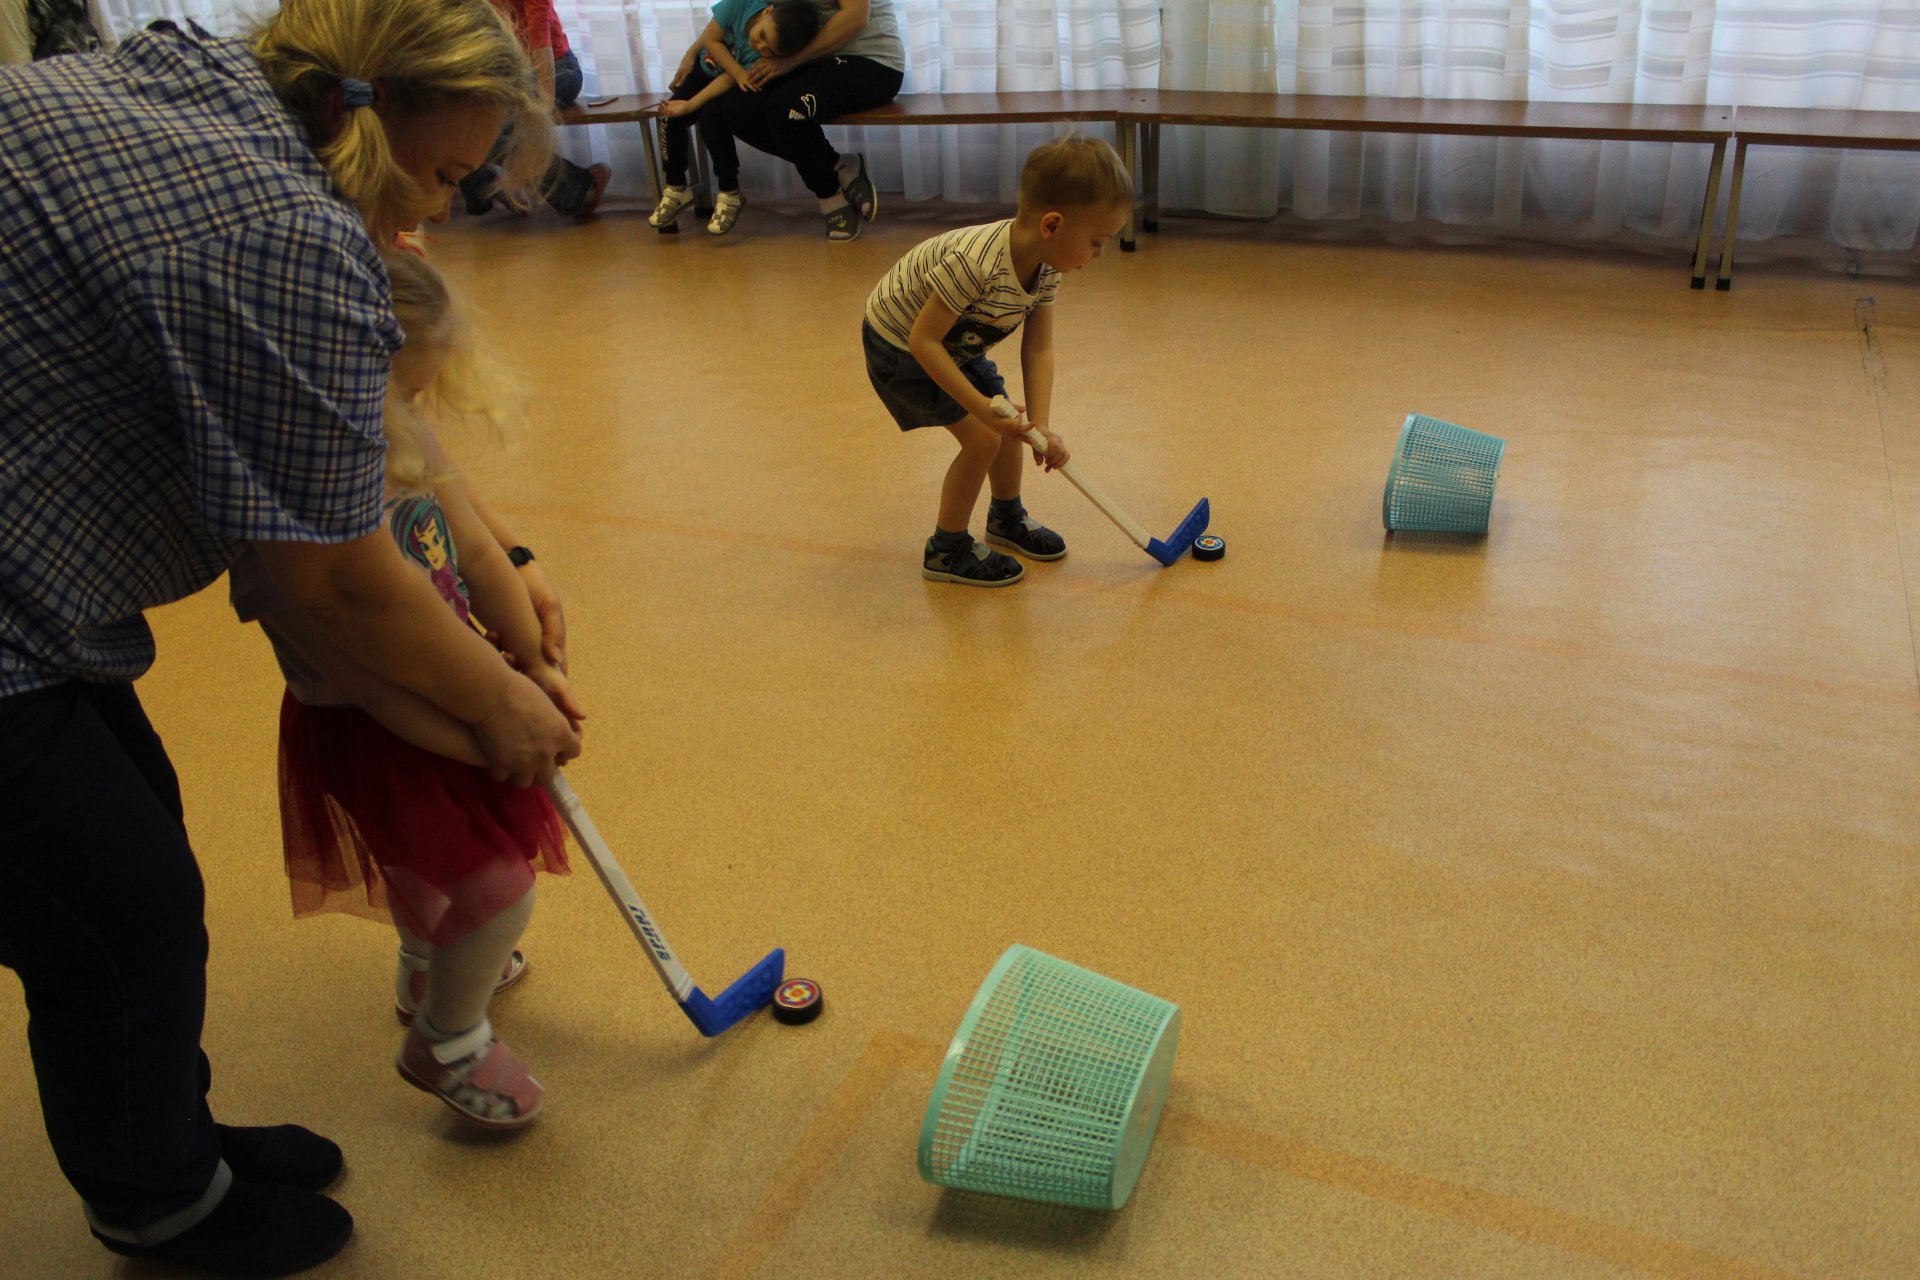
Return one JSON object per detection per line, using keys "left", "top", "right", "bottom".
{"left": 0, "top": 2, "right": 579, "bottom": 1274}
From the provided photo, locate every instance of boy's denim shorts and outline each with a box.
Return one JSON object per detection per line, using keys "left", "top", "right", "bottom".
{"left": 863, "top": 321, "right": 1007, "bottom": 431}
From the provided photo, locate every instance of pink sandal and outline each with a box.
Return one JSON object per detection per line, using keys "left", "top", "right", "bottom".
{"left": 396, "top": 1020, "right": 543, "bottom": 1130}
{"left": 395, "top": 947, "right": 528, "bottom": 1025}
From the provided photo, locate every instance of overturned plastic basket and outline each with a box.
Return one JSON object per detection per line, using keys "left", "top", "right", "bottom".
{"left": 1383, "top": 412, "right": 1506, "bottom": 535}
{"left": 918, "top": 944, "right": 1181, "bottom": 1210}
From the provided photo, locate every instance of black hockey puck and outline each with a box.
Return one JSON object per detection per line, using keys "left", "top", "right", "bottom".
{"left": 771, "top": 978, "right": 823, "bottom": 1025}
{"left": 1193, "top": 535, "right": 1226, "bottom": 561}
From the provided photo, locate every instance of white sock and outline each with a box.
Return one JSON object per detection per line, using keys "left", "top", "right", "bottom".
{"left": 416, "top": 887, "right": 535, "bottom": 1036}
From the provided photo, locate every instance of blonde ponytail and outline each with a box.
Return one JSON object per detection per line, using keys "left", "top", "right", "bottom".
{"left": 252, "top": 0, "right": 553, "bottom": 241}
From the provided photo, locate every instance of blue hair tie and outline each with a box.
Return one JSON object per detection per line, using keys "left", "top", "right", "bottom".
{"left": 340, "top": 77, "right": 375, "bottom": 109}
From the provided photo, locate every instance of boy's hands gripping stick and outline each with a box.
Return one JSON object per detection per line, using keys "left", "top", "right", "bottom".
{"left": 988, "top": 396, "right": 1210, "bottom": 566}
{"left": 989, "top": 395, "right": 1068, "bottom": 471}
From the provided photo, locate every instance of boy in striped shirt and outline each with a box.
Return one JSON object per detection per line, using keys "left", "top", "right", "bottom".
{"left": 862, "top": 135, "right": 1133, "bottom": 586}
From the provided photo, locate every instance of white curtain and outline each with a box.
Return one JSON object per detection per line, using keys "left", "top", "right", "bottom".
{"left": 92, "top": 1, "right": 1920, "bottom": 250}
{"left": 1162, "top": 2, "right": 1920, "bottom": 249}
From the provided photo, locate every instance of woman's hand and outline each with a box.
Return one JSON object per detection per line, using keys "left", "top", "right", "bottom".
{"left": 660, "top": 98, "right": 692, "bottom": 118}
{"left": 671, "top": 46, "right": 697, "bottom": 91}
{"left": 473, "top": 675, "right": 582, "bottom": 788}
{"left": 743, "top": 55, "right": 793, "bottom": 90}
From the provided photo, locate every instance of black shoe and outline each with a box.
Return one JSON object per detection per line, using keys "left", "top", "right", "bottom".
{"left": 217, "top": 1124, "right": 343, "bottom": 1193}
{"left": 93, "top": 1174, "right": 352, "bottom": 1278}
{"left": 985, "top": 508, "right": 1068, "bottom": 561}
{"left": 923, "top": 537, "right": 1024, "bottom": 586}
{"left": 839, "top": 152, "right": 877, "bottom": 221}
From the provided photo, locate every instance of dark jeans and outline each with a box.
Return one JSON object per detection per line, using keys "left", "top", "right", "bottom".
{"left": 460, "top": 51, "right": 600, "bottom": 216}
{"left": 0, "top": 681, "right": 221, "bottom": 1233}
{"left": 661, "top": 65, "right": 742, "bottom": 191}
{"left": 709, "top": 54, "right": 903, "bottom": 198}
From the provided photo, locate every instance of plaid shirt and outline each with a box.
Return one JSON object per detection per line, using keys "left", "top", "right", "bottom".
{"left": 0, "top": 22, "right": 400, "bottom": 697}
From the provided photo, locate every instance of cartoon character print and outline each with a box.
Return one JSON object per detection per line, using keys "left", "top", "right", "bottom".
{"left": 386, "top": 494, "right": 473, "bottom": 625}
{"left": 941, "top": 318, "right": 1016, "bottom": 363}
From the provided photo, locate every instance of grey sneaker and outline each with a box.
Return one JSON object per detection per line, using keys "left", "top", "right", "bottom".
{"left": 985, "top": 508, "right": 1067, "bottom": 561}
{"left": 923, "top": 537, "right": 1024, "bottom": 586}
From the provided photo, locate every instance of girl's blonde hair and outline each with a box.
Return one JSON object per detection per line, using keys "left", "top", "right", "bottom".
{"left": 252, "top": 0, "right": 552, "bottom": 242}
{"left": 381, "top": 248, "right": 520, "bottom": 490}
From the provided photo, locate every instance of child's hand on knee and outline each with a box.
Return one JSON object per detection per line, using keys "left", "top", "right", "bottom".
{"left": 661, "top": 100, "right": 691, "bottom": 118}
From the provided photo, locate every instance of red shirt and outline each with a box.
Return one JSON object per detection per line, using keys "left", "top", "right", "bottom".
{"left": 494, "top": 0, "right": 569, "bottom": 57}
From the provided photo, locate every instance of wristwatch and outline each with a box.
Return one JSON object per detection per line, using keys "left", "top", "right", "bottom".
{"left": 507, "top": 545, "right": 536, "bottom": 568}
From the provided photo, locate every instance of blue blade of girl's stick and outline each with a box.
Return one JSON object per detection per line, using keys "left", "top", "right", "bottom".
{"left": 678, "top": 947, "right": 786, "bottom": 1036}
{"left": 1146, "top": 498, "right": 1211, "bottom": 566}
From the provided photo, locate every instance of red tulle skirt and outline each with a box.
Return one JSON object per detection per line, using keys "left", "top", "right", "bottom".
{"left": 277, "top": 691, "right": 568, "bottom": 946}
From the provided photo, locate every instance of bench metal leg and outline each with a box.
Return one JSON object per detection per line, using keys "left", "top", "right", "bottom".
{"left": 1144, "top": 121, "right": 1160, "bottom": 233}
{"left": 642, "top": 116, "right": 665, "bottom": 202}
{"left": 1716, "top": 139, "right": 1750, "bottom": 291}
{"left": 1689, "top": 137, "right": 1726, "bottom": 289}
{"left": 1118, "top": 118, "right": 1138, "bottom": 252}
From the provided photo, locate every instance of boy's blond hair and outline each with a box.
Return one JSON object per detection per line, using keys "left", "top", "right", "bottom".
{"left": 252, "top": 0, "right": 550, "bottom": 243}
{"left": 1017, "top": 134, "right": 1133, "bottom": 217}
{"left": 380, "top": 249, "right": 519, "bottom": 490}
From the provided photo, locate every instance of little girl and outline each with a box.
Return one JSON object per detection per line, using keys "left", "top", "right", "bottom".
{"left": 231, "top": 249, "right": 581, "bottom": 1130}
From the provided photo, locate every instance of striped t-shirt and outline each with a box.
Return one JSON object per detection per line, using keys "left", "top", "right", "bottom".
{"left": 863, "top": 220, "right": 1060, "bottom": 365}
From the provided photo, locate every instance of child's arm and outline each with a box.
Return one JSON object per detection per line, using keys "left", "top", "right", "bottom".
{"left": 906, "top": 294, "right": 1017, "bottom": 429}
{"left": 462, "top": 486, "right": 567, "bottom": 671}
{"left": 261, "top": 614, "right": 488, "bottom": 768}
{"left": 701, "top": 21, "right": 756, "bottom": 91}
{"left": 435, "top": 471, "right": 586, "bottom": 728}
{"left": 1017, "top": 305, "right": 1067, "bottom": 469}
{"left": 662, "top": 71, "right": 735, "bottom": 116}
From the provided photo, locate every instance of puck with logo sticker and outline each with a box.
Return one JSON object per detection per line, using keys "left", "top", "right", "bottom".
{"left": 1193, "top": 535, "right": 1226, "bottom": 561}
{"left": 771, "top": 978, "right": 824, "bottom": 1025}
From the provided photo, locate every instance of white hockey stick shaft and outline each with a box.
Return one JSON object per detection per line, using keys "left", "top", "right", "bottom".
{"left": 988, "top": 394, "right": 1152, "bottom": 549}
{"left": 546, "top": 774, "right": 696, "bottom": 1002}
{"left": 1019, "top": 428, "right": 1151, "bottom": 548}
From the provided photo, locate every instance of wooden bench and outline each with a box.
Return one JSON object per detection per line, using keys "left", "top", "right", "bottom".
{"left": 1714, "top": 107, "right": 1920, "bottom": 290}
{"left": 1114, "top": 93, "right": 1734, "bottom": 283}
{"left": 562, "top": 89, "right": 1735, "bottom": 280}
{"left": 560, "top": 89, "right": 1131, "bottom": 227}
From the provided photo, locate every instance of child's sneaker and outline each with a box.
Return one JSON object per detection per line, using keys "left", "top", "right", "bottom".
{"left": 985, "top": 507, "right": 1068, "bottom": 561}
{"left": 707, "top": 190, "right": 744, "bottom": 236}
{"left": 923, "top": 537, "right": 1024, "bottom": 587}
{"left": 394, "top": 946, "right": 529, "bottom": 1026}
{"left": 396, "top": 1019, "right": 543, "bottom": 1130}
{"left": 649, "top": 183, "right": 693, "bottom": 229}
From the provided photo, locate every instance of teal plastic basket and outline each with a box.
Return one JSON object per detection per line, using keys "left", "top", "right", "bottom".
{"left": 1383, "top": 412, "right": 1506, "bottom": 534}
{"left": 918, "top": 945, "right": 1181, "bottom": 1211}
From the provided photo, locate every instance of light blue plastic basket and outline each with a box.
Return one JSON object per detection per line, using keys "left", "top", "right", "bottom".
{"left": 918, "top": 945, "right": 1180, "bottom": 1211}
{"left": 1383, "top": 412, "right": 1506, "bottom": 534}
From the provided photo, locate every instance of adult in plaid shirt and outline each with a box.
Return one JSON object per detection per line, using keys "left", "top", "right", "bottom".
{"left": 0, "top": 1, "right": 579, "bottom": 1273}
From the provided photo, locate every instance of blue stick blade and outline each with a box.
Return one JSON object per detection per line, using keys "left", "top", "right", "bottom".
{"left": 1146, "top": 497, "right": 1211, "bottom": 566}
{"left": 678, "top": 947, "right": 786, "bottom": 1037}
